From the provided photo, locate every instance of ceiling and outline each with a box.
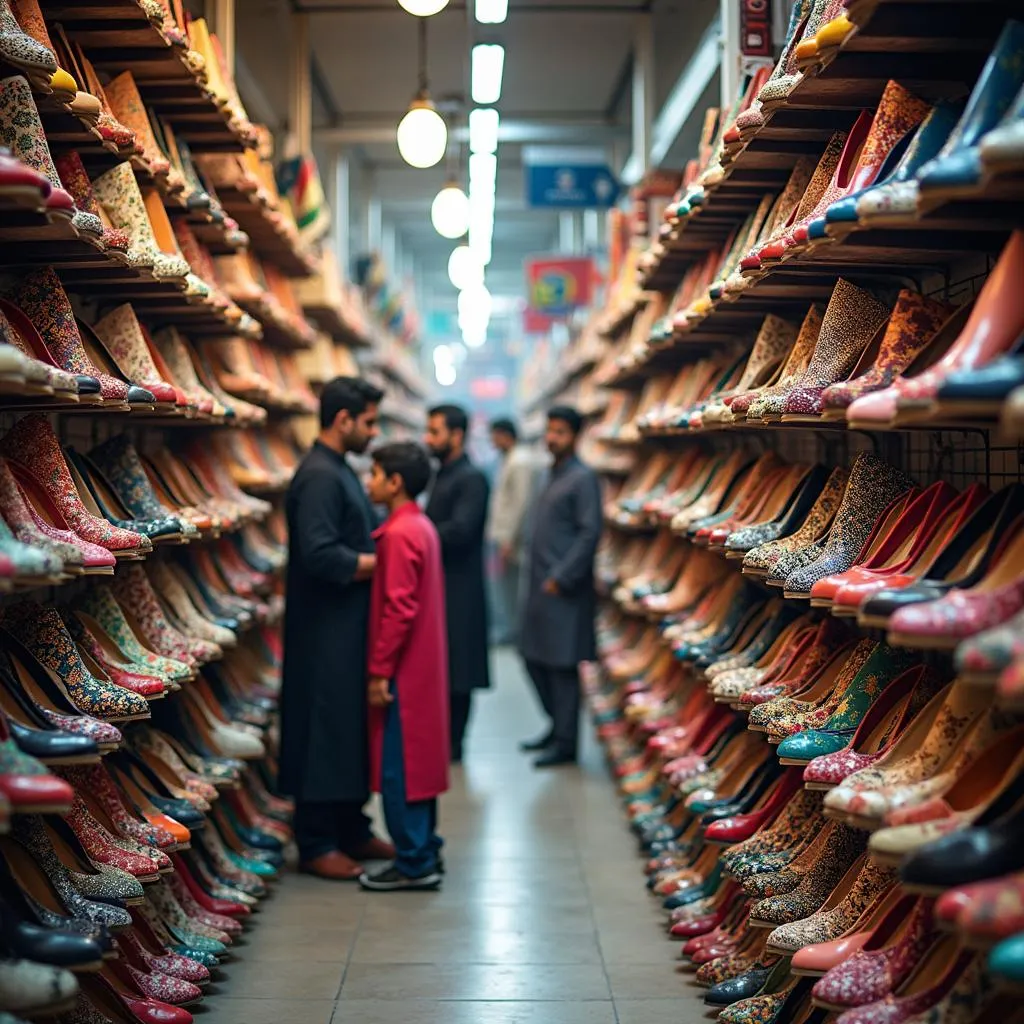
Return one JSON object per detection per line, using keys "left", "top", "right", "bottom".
{"left": 233, "top": 0, "right": 720, "bottom": 343}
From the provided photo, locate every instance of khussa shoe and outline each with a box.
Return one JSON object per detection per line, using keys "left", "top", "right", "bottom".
{"left": 916, "top": 20, "right": 1024, "bottom": 207}
{"left": 980, "top": 79, "right": 1024, "bottom": 178}
{"left": 743, "top": 466, "right": 849, "bottom": 578}
{"left": 854, "top": 100, "right": 963, "bottom": 225}
{"left": 53, "top": 152, "right": 124, "bottom": 249}
{"left": 867, "top": 724, "right": 1024, "bottom": 867}
{"left": 102, "top": 71, "right": 171, "bottom": 178}
{"left": 803, "top": 80, "right": 931, "bottom": 244}
{"left": 742, "top": 304, "right": 825, "bottom": 419}
{"left": 0, "top": 602, "right": 152, "bottom": 723}
{"left": 0, "top": 416, "right": 149, "bottom": 556}
{"left": 4, "top": 268, "right": 133, "bottom": 404}
{"left": 802, "top": 663, "right": 943, "bottom": 791}
{"left": 808, "top": 895, "right": 935, "bottom": 1010}
{"left": 765, "top": 856, "right": 895, "bottom": 955}
{"left": 91, "top": 305, "right": 183, "bottom": 408}
{"left": 818, "top": 290, "right": 956, "bottom": 417}
{"left": 703, "top": 316, "right": 800, "bottom": 423}
{"left": 92, "top": 162, "right": 190, "bottom": 279}
{"left": 0, "top": 74, "right": 74, "bottom": 217}
{"left": 775, "top": 654, "right": 925, "bottom": 763}
{"left": 733, "top": 0, "right": 814, "bottom": 134}
{"left": 0, "top": 0, "right": 56, "bottom": 92}
{"left": 780, "top": 279, "right": 891, "bottom": 419}
{"left": 887, "top": 517, "right": 1024, "bottom": 650}
{"left": 781, "top": 453, "right": 916, "bottom": 597}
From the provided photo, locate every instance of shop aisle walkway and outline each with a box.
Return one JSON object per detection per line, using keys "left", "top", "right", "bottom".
{"left": 198, "top": 649, "right": 708, "bottom": 1024}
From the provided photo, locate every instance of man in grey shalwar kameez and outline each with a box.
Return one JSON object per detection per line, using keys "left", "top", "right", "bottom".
{"left": 519, "top": 406, "right": 603, "bottom": 768}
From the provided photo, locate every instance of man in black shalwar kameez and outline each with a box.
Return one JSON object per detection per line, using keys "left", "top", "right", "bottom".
{"left": 280, "top": 377, "right": 395, "bottom": 880}
{"left": 424, "top": 404, "right": 491, "bottom": 763}
{"left": 519, "top": 406, "right": 603, "bottom": 768}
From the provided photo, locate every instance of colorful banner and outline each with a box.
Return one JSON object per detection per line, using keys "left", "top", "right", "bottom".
{"left": 525, "top": 256, "right": 594, "bottom": 317}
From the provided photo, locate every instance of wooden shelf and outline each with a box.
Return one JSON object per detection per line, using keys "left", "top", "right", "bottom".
{"left": 639, "top": 0, "right": 1020, "bottom": 292}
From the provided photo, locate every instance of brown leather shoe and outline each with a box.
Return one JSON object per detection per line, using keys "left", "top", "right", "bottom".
{"left": 298, "top": 850, "right": 363, "bottom": 881}
{"left": 347, "top": 837, "right": 397, "bottom": 862}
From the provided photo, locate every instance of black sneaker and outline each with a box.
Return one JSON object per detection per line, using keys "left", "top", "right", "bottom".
{"left": 358, "top": 865, "right": 442, "bottom": 892}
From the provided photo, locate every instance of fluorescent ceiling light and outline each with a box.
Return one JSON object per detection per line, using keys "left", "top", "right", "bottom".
{"left": 475, "top": 0, "right": 507, "bottom": 23}
{"left": 469, "top": 152, "right": 497, "bottom": 194}
{"left": 471, "top": 44, "right": 504, "bottom": 104}
{"left": 468, "top": 108, "right": 499, "bottom": 154}
{"left": 462, "top": 325, "right": 486, "bottom": 349}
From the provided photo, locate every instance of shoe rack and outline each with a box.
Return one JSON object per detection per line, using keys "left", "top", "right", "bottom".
{"left": 0, "top": 0, "right": 359, "bottom": 1020}
{"left": 566, "top": 1, "right": 1024, "bottom": 1020}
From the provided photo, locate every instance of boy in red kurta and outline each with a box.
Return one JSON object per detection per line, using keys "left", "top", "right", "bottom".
{"left": 360, "top": 442, "right": 450, "bottom": 892}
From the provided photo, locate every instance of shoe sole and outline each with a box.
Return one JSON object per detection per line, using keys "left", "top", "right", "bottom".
{"left": 359, "top": 873, "right": 442, "bottom": 892}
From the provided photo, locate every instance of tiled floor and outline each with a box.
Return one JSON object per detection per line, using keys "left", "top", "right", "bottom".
{"left": 196, "top": 649, "right": 709, "bottom": 1023}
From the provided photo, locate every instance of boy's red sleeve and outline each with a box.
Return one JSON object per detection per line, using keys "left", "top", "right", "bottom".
{"left": 367, "top": 530, "right": 423, "bottom": 680}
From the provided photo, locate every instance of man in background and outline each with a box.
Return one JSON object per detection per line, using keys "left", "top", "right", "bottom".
{"left": 424, "top": 404, "right": 491, "bottom": 764}
{"left": 280, "top": 377, "right": 395, "bottom": 880}
{"left": 519, "top": 406, "right": 603, "bottom": 768}
{"left": 487, "top": 417, "right": 535, "bottom": 645}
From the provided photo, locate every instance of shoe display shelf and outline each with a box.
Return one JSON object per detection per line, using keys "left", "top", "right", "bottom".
{"left": 0, "top": 2, "right": 332, "bottom": 1019}
{"left": 42, "top": 1, "right": 254, "bottom": 154}
{"left": 574, "top": 4, "right": 1024, "bottom": 1022}
{"left": 294, "top": 245, "right": 373, "bottom": 351}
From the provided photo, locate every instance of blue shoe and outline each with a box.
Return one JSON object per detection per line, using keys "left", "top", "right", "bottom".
{"left": 917, "top": 20, "right": 1024, "bottom": 202}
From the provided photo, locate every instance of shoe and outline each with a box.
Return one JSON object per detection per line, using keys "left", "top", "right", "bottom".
{"left": 0, "top": 75, "right": 73, "bottom": 215}
{"left": 92, "top": 162, "right": 190, "bottom": 279}
{"left": 358, "top": 865, "right": 442, "bottom": 892}
{"left": 856, "top": 483, "right": 1024, "bottom": 629}
{"left": 989, "top": 931, "right": 1024, "bottom": 984}
{"left": 801, "top": 80, "right": 931, "bottom": 243}
{"left": 346, "top": 838, "right": 396, "bottom": 862}
{"left": 855, "top": 99, "right": 964, "bottom": 224}
{"left": 887, "top": 518, "right": 1024, "bottom": 650}
{"left": 810, "top": 895, "right": 934, "bottom": 1009}
{"left": 933, "top": 351, "right": 1024, "bottom": 418}
{"left": 298, "top": 850, "right": 361, "bottom": 881}
{"left": 534, "top": 750, "right": 577, "bottom": 768}
{"left": 916, "top": 20, "right": 1024, "bottom": 206}
{"left": 782, "top": 453, "right": 916, "bottom": 597}
{"left": 0, "top": 958, "right": 77, "bottom": 1016}
{"left": 819, "top": 290, "right": 957, "bottom": 416}
{"left": 520, "top": 731, "right": 554, "bottom": 752}
{"left": 980, "top": 79, "right": 1024, "bottom": 177}
{"left": 780, "top": 280, "right": 892, "bottom": 419}
{"left": 4, "top": 269, "right": 133, "bottom": 405}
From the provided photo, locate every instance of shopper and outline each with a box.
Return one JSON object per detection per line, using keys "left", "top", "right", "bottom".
{"left": 361, "top": 442, "right": 449, "bottom": 892}
{"left": 424, "top": 404, "right": 491, "bottom": 763}
{"left": 487, "top": 417, "right": 535, "bottom": 645}
{"left": 519, "top": 406, "right": 603, "bottom": 768}
{"left": 279, "top": 376, "right": 395, "bottom": 880}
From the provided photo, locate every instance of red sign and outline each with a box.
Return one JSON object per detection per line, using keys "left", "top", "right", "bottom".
{"left": 523, "top": 307, "right": 556, "bottom": 334}
{"left": 525, "top": 256, "right": 595, "bottom": 316}
{"left": 740, "top": 0, "right": 772, "bottom": 57}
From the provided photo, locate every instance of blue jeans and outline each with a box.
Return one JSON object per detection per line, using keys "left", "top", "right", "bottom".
{"left": 382, "top": 686, "right": 443, "bottom": 877}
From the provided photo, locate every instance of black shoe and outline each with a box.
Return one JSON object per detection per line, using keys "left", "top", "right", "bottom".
{"left": 519, "top": 732, "right": 554, "bottom": 753}
{"left": 534, "top": 749, "right": 577, "bottom": 768}
{"left": 358, "top": 865, "right": 442, "bottom": 892}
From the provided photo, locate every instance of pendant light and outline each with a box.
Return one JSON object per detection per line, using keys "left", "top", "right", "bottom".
{"left": 396, "top": 20, "right": 447, "bottom": 169}
{"left": 398, "top": 0, "right": 449, "bottom": 14}
{"left": 431, "top": 180, "right": 469, "bottom": 238}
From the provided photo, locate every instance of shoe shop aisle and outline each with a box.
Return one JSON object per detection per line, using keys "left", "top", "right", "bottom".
{"left": 199, "top": 648, "right": 701, "bottom": 1024}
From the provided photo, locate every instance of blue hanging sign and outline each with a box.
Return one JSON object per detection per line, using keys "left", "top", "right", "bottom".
{"left": 526, "top": 163, "right": 620, "bottom": 209}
